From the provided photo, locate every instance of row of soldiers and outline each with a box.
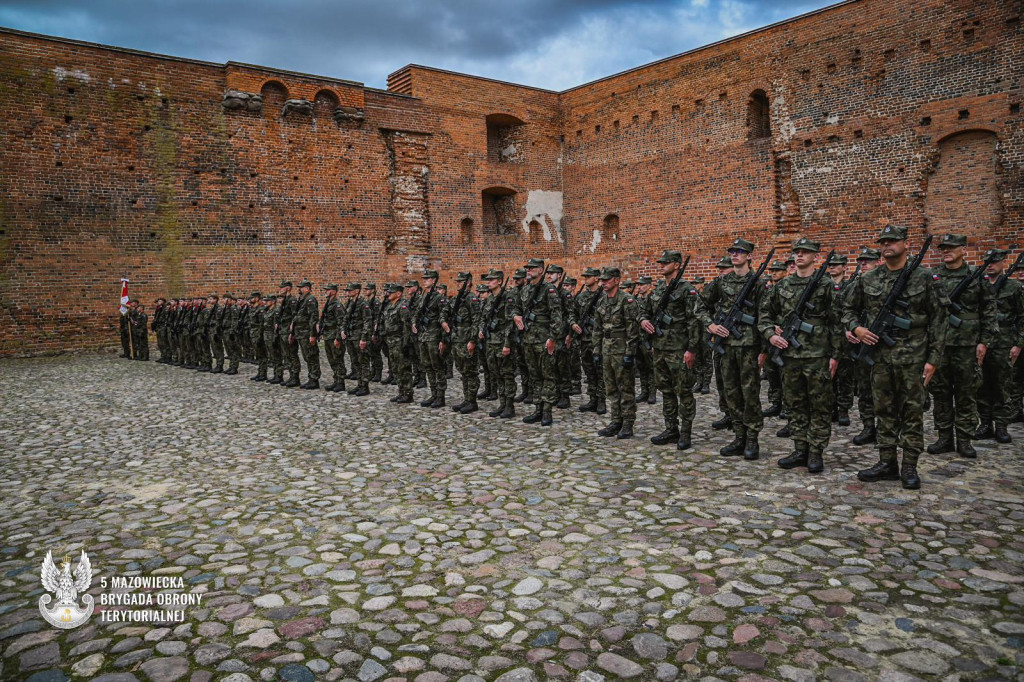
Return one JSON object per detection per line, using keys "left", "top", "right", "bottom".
{"left": 129, "top": 226, "right": 1023, "bottom": 490}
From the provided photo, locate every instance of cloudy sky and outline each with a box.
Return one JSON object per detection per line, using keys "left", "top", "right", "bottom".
{"left": 0, "top": 0, "right": 836, "bottom": 91}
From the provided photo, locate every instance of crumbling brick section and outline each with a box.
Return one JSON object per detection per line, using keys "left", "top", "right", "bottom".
{"left": 384, "top": 130, "right": 432, "bottom": 268}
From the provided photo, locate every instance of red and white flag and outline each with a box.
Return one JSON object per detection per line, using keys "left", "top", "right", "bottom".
{"left": 119, "top": 278, "right": 130, "bottom": 315}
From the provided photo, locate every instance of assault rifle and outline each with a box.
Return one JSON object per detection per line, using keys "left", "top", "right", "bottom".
{"left": 769, "top": 250, "right": 835, "bottom": 367}
{"left": 512, "top": 275, "right": 548, "bottom": 344}
{"left": 482, "top": 277, "right": 509, "bottom": 341}
{"left": 648, "top": 255, "right": 692, "bottom": 345}
{"left": 850, "top": 235, "right": 933, "bottom": 366}
{"left": 994, "top": 250, "right": 1024, "bottom": 295}
{"left": 709, "top": 247, "right": 776, "bottom": 355}
{"left": 445, "top": 275, "right": 472, "bottom": 345}
{"left": 571, "top": 285, "right": 603, "bottom": 341}
{"left": 947, "top": 250, "right": 1001, "bottom": 328}
{"left": 413, "top": 280, "right": 437, "bottom": 336}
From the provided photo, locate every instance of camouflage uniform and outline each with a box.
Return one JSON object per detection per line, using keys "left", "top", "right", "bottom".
{"left": 152, "top": 301, "right": 169, "bottom": 362}
{"left": 275, "top": 285, "right": 299, "bottom": 386}
{"left": 574, "top": 271, "right": 606, "bottom": 414}
{"left": 593, "top": 268, "right": 641, "bottom": 437}
{"left": 346, "top": 285, "right": 374, "bottom": 395}
{"left": 412, "top": 275, "right": 448, "bottom": 406}
{"left": 404, "top": 285, "right": 424, "bottom": 386}
{"left": 759, "top": 239, "right": 842, "bottom": 472}
{"left": 209, "top": 300, "right": 225, "bottom": 373}
{"left": 977, "top": 251, "right": 1024, "bottom": 440}
{"left": 842, "top": 225, "right": 947, "bottom": 488}
{"left": 222, "top": 297, "right": 241, "bottom": 374}
{"left": 320, "top": 285, "right": 345, "bottom": 391}
{"left": 381, "top": 285, "right": 415, "bottom": 402}
{"left": 195, "top": 302, "right": 212, "bottom": 370}
{"left": 510, "top": 259, "right": 564, "bottom": 425}
{"left": 926, "top": 234, "right": 998, "bottom": 458}
{"left": 480, "top": 271, "right": 516, "bottom": 418}
{"left": 364, "top": 286, "right": 384, "bottom": 382}
{"left": 130, "top": 307, "right": 149, "bottom": 360}
{"left": 509, "top": 276, "right": 531, "bottom": 401}
{"left": 247, "top": 295, "right": 267, "bottom": 381}
{"left": 445, "top": 273, "right": 481, "bottom": 412}
{"left": 849, "top": 249, "right": 882, "bottom": 445}
{"left": 262, "top": 298, "right": 280, "bottom": 381}
{"left": 550, "top": 268, "right": 574, "bottom": 408}
{"left": 292, "top": 282, "right": 321, "bottom": 388}
{"left": 119, "top": 312, "right": 132, "bottom": 358}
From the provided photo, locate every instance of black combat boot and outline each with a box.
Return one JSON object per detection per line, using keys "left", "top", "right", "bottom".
{"left": 394, "top": 393, "right": 413, "bottom": 404}
{"left": 807, "top": 449, "right": 824, "bottom": 474}
{"left": 323, "top": 381, "right": 336, "bottom": 391}
{"left": 345, "top": 370, "right": 356, "bottom": 380}
{"left": 372, "top": 369, "right": 382, "bottom": 383}
{"left": 779, "top": 409, "right": 788, "bottom": 421}
{"left": 677, "top": 422, "right": 693, "bottom": 451}
{"left": 334, "top": 380, "right": 345, "bottom": 393}
{"left": 488, "top": 400, "right": 505, "bottom": 417}
{"left": 283, "top": 375, "right": 300, "bottom": 388}
{"left": 853, "top": 421, "right": 877, "bottom": 445}
{"left": 383, "top": 373, "right": 395, "bottom": 385}
{"left": 617, "top": 422, "right": 634, "bottom": 439}
{"left": 460, "top": 401, "right": 478, "bottom": 414}
{"left": 523, "top": 392, "right": 535, "bottom": 405}
{"left": 211, "top": 366, "right": 223, "bottom": 374}
{"left": 974, "top": 420, "right": 994, "bottom": 440}
{"left": 477, "top": 383, "right": 490, "bottom": 400}
{"left": 416, "top": 376, "right": 427, "bottom": 389}
{"left": 451, "top": 400, "right": 467, "bottom": 413}
{"left": 389, "top": 394, "right": 401, "bottom": 403}
{"left": 712, "top": 415, "right": 733, "bottom": 430}
{"left": 571, "top": 384, "right": 582, "bottom": 396}
{"left": 430, "top": 392, "right": 445, "bottom": 408}
{"left": 743, "top": 433, "right": 760, "bottom": 460}
{"left": 555, "top": 395, "right": 571, "bottom": 409}
{"left": 541, "top": 403, "right": 553, "bottom": 426}
{"left": 650, "top": 426, "right": 679, "bottom": 446}
{"left": 420, "top": 391, "right": 435, "bottom": 407}
{"left": 499, "top": 398, "right": 516, "bottom": 419}
{"left": 354, "top": 383, "right": 370, "bottom": 396}
{"left": 700, "top": 382, "right": 711, "bottom": 395}
{"left": 995, "top": 425, "right": 1012, "bottom": 444}
{"left": 578, "top": 396, "right": 598, "bottom": 413}
{"left": 900, "top": 461, "right": 921, "bottom": 490}
{"left": 595, "top": 396, "right": 607, "bottom": 415}
{"left": 198, "top": 366, "right": 210, "bottom": 372}
{"left": 777, "top": 443, "right": 809, "bottom": 469}
{"left": 955, "top": 435, "right": 976, "bottom": 459}
{"left": 486, "top": 387, "right": 498, "bottom": 401}
{"left": 225, "top": 368, "right": 238, "bottom": 375}
{"left": 926, "top": 429, "right": 954, "bottom": 454}
{"left": 857, "top": 457, "right": 900, "bottom": 482}
{"left": 514, "top": 385, "right": 528, "bottom": 403}
{"left": 762, "top": 403, "right": 782, "bottom": 418}
{"left": 720, "top": 432, "right": 745, "bottom": 457}
{"left": 598, "top": 422, "right": 622, "bottom": 437}
{"left": 776, "top": 423, "right": 792, "bottom": 438}
{"left": 523, "top": 404, "right": 543, "bottom": 424}
{"left": 301, "top": 379, "right": 319, "bottom": 390}
{"left": 253, "top": 373, "right": 267, "bottom": 382}
{"left": 837, "top": 410, "right": 851, "bottom": 427}
{"left": 267, "top": 376, "right": 282, "bottom": 385}
{"left": 636, "top": 388, "right": 650, "bottom": 403}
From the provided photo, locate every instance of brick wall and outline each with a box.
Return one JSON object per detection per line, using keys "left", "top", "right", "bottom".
{"left": 0, "top": 0, "right": 1020, "bottom": 356}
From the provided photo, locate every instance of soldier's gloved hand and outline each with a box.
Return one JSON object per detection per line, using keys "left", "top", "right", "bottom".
{"left": 623, "top": 355, "right": 633, "bottom": 367}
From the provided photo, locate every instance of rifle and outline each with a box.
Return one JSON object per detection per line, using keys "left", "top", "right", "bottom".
{"left": 645, "top": 255, "right": 692, "bottom": 349}
{"left": 709, "top": 247, "right": 776, "bottom": 355}
{"left": 570, "top": 285, "right": 603, "bottom": 341}
{"left": 482, "top": 277, "right": 510, "bottom": 341}
{"left": 445, "top": 276, "right": 472, "bottom": 345}
{"left": 994, "top": 250, "right": 1024, "bottom": 295}
{"left": 414, "top": 281, "right": 437, "bottom": 336}
{"left": 769, "top": 249, "right": 835, "bottom": 367}
{"left": 371, "top": 292, "right": 386, "bottom": 344}
{"left": 946, "top": 251, "right": 1001, "bottom": 328}
{"left": 512, "top": 275, "right": 548, "bottom": 344}
{"left": 850, "top": 235, "right": 933, "bottom": 366}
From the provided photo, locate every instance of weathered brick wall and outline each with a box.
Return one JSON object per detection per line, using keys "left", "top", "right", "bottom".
{"left": 0, "top": 0, "right": 1020, "bottom": 356}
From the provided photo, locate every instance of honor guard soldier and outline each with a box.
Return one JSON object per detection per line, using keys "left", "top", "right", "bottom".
{"left": 479, "top": 270, "right": 517, "bottom": 419}
{"left": 412, "top": 270, "right": 448, "bottom": 407}
{"left": 593, "top": 267, "right": 641, "bottom": 438}
{"left": 275, "top": 281, "right": 300, "bottom": 387}
{"left": 843, "top": 225, "right": 947, "bottom": 489}
{"left": 707, "top": 256, "right": 735, "bottom": 430}
{"left": 762, "top": 261, "right": 789, "bottom": 418}
{"left": 640, "top": 250, "right": 710, "bottom": 451}
{"left": 976, "top": 249, "right": 1024, "bottom": 443}
{"left": 573, "top": 267, "right": 606, "bottom": 415}
{"left": 381, "top": 283, "right": 415, "bottom": 403}
{"left": 827, "top": 253, "right": 855, "bottom": 426}
{"left": 511, "top": 258, "right": 564, "bottom": 426}
{"left": 247, "top": 292, "right": 267, "bottom": 381}
{"left": 263, "top": 296, "right": 281, "bottom": 383}
{"left": 222, "top": 294, "right": 241, "bottom": 375}
{"left": 635, "top": 275, "right": 657, "bottom": 405}
{"left": 850, "top": 248, "right": 882, "bottom": 445}
{"left": 445, "top": 272, "right": 481, "bottom": 414}
{"left": 319, "top": 284, "right": 345, "bottom": 392}
{"left": 292, "top": 280, "right": 321, "bottom": 389}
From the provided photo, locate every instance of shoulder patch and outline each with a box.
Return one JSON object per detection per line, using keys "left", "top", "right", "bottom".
{"left": 689, "top": 289, "right": 697, "bottom": 295}
{"left": 834, "top": 284, "right": 840, "bottom": 290}
{"left": 627, "top": 298, "right": 634, "bottom": 303}
{"left": 932, "top": 274, "right": 940, "bottom": 281}
{"left": 548, "top": 288, "right": 556, "bottom": 293}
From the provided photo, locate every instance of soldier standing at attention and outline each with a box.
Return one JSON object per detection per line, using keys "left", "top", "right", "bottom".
{"left": 544, "top": 264, "right": 573, "bottom": 409}
{"left": 350, "top": 283, "right": 375, "bottom": 397}
{"left": 130, "top": 301, "right": 149, "bottom": 360}
{"left": 412, "top": 270, "right": 448, "bottom": 408}
{"left": 364, "top": 284, "right": 384, "bottom": 383}
{"left": 509, "top": 268, "right": 531, "bottom": 403}
{"left": 291, "top": 280, "right": 321, "bottom": 389}
{"left": 263, "top": 296, "right": 281, "bottom": 383}
{"left": 843, "top": 225, "right": 947, "bottom": 489}
{"left": 708, "top": 256, "right": 734, "bottom": 430}
{"left": 511, "top": 258, "right": 564, "bottom": 426}
{"left": 247, "top": 292, "right": 266, "bottom": 381}
{"left": 762, "top": 261, "right": 789, "bottom": 418}
{"left": 479, "top": 270, "right": 516, "bottom": 419}
{"left": 564, "top": 276, "right": 583, "bottom": 396}
{"left": 847, "top": 248, "right": 882, "bottom": 444}
{"left": 222, "top": 294, "right": 241, "bottom": 375}
{"left": 572, "top": 267, "right": 606, "bottom": 415}
{"left": 827, "top": 254, "right": 855, "bottom": 426}
{"left": 119, "top": 303, "right": 133, "bottom": 359}
{"left": 444, "top": 272, "right": 481, "bottom": 414}
{"left": 474, "top": 283, "right": 495, "bottom": 401}
{"left": 926, "top": 234, "right": 998, "bottom": 459}
{"left": 196, "top": 296, "right": 214, "bottom": 372}
{"left": 635, "top": 275, "right": 657, "bottom": 405}
{"left": 341, "top": 283, "right": 363, "bottom": 387}
{"left": 275, "top": 281, "right": 300, "bottom": 387}
{"left": 706, "top": 239, "right": 768, "bottom": 460}
{"left": 152, "top": 298, "right": 168, "bottom": 362}
{"left": 593, "top": 267, "right": 641, "bottom": 439}
{"left": 641, "top": 250, "right": 710, "bottom": 451}
{"left": 404, "top": 280, "right": 426, "bottom": 388}
{"left": 319, "top": 284, "right": 344, "bottom": 392}
{"left": 209, "top": 294, "right": 225, "bottom": 374}
{"left": 691, "top": 277, "right": 713, "bottom": 395}
{"left": 976, "top": 250, "right": 1024, "bottom": 444}
{"left": 381, "top": 283, "right": 415, "bottom": 403}
{"left": 760, "top": 238, "right": 841, "bottom": 474}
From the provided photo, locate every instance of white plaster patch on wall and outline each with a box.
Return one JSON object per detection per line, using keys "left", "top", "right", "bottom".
{"left": 825, "top": 113, "right": 840, "bottom": 125}
{"left": 590, "top": 229, "right": 602, "bottom": 253}
{"left": 522, "top": 190, "right": 563, "bottom": 243}
{"left": 53, "top": 66, "right": 91, "bottom": 83}
{"left": 770, "top": 81, "right": 796, "bottom": 145}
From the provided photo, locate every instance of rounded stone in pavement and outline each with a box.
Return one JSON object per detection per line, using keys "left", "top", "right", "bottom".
{"left": 278, "top": 664, "right": 315, "bottom": 682}
{"left": 140, "top": 656, "right": 189, "bottom": 682}
{"left": 596, "top": 652, "right": 644, "bottom": 678}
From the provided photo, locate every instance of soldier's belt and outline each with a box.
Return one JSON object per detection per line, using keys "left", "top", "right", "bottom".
{"left": 949, "top": 311, "right": 980, "bottom": 320}
{"left": 603, "top": 330, "right": 628, "bottom": 339}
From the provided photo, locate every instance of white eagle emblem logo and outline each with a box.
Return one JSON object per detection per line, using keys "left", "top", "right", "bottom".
{"left": 39, "top": 550, "right": 94, "bottom": 629}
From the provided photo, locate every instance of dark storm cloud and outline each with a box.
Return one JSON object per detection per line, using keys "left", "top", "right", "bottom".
{"left": 0, "top": 0, "right": 836, "bottom": 90}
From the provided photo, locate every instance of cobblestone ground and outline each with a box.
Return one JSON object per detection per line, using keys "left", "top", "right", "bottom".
{"left": 1, "top": 355, "right": 1023, "bottom": 682}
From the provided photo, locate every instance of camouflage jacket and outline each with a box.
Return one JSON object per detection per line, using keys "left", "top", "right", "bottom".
{"left": 509, "top": 279, "right": 564, "bottom": 344}
{"left": 986, "top": 277, "right": 1024, "bottom": 349}
{"left": 320, "top": 296, "right": 342, "bottom": 342}
{"left": 262, "top": 304, "right": 278, "bottom": 344}
{"left": 412, "top": 287, "right": 446, "bottom": 342}
{"left": 574, "top": 287, "right": 603, "bottom": 343}
{"left": 640, "top": 278, "right": 710, "bottom": 353}
{"left": 292, "top": 293, "right": 319, "bottom": 337}
{"left": 702, "top": 270, "right": 767, "bottom": 348}
{"left": 480, "top": 287, "right": 513, "bottom": 347}
{"left": 381, "top": 298, "right": 413, "bottom": 348}
{"left": 208, "top": 304, "right": 223, "bottom": 335}
{"left": 222, "top": 303, "right": 241, "bottom": 336}
{"left": 247, "top": 306, "right": 264, "bottom": 344}
{"left": 275, "top": 294, "right": 297, "bottom": 336}
{"left": 443, "top": 286, "right": 478, "bottom": 344}
{"left": 841, "top": 264, "right": 947, "bottom": 366}
{"left": 759, "top": 272, "right": 843, "bottom": 359}
{"left": 930, "top": 263, "right": 999, "bottom": 348}
{"left": 593, "top": 290, "right": 640, "bottom": 357}
{"left": 196, "top": 306, "right": 212, "bottom": 336}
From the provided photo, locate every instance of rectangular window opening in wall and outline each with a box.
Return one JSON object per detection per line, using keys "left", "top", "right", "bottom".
{"left": 576, "top": 129, "right": 582, "bottom": 138}
{"left": 854, "top": 129, "right": 863, "bottom": 138}
{"left": 826, "top": 63, "right": 836, "bottom": 74}
{"left": 632, "top": 114, "right": 640, "bottom": 124}
{"left": 650, "top": 110, "right": 658, "bottom": 123}
{"left": 613, "top": 120, "right": 620, "bottom": 130}
{"left": 718, "top": 92, "right": 727, "bottom": 100}
{"left": 595, "top": 124, "right": 601, "bottom": 134}
{"left": 486, "top": 114, "right": 526, "bottom": 164}
{"left": 963, "top": 28, "right": 975, "bottom": 41}
{"left": 884, "top": 48, "right": 896, "bottom": 61}
{"left": 920, "top": 116, "right": 932, "bottom": 126}
{"left": 1011, "top": 103, "right": 1020, "bottom": 114}
{"left": 482, "top": 188, "right": 518, "bottom": 236}
{"left": 671, "top": 104, "right": 680, "bottom": 117}
{"left": 919, "top": 39, "right": 931, "bottom": 52}
{"left": 958, "top": 109, "right": 970, "bottom": 120}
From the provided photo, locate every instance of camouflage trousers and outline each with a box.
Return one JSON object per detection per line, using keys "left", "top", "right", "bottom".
{"left": 978, "top": 347, "right": 1016, "bottom": 427}
{"left": 278, "top": 334, "right": 299, "bottom": 379}
{"left": 253, "top": 338, "right": 268, "bottom": 377}
{"left": 298, "top": 336, "right": 320, "bottom": 381}
{"left": 832, "top": 357, "right": 855, "bottom": 412}
{"left": 387, "top": 339, "right": 413, "bottom": 397}
{"left": 454, "top": 341, "right": 481, "bottom": 403}
{"left": 524, "top": 342, "right": 557, "bottom": 405}
{"left": 324, "top": 338, "right": 344, "bottom": 384}
{"left": 346, "top": 339, "right": 369, "bottom": 385}
{"left": 695, "top": 343, "right": 713, "bottom": 389}
{"left": 929, "top": 345, "right": 981, "bottom": 440}
{"left": 265, "top": 335, "right": 281, "bottom": 378}
{"left": 714, "top": 351, "right": 727, "bottom": 413}
{"left": 514, "top": 343, "right": 530, "bottom": 397}
{"left": 855, "top": 363, "right": 875, "bottom": 425}
{"left": 653, "top": 349, "right": 695, "bottom": 429}
{"left": 225, "top": 332, "right": 240, "bottom": 371}
{"left": 120, "top": 323, "right": 132, "bottom": 357}
{"left": 871, "top": 357, "right": 927, "bottom": 463}
{"left": 418, "top": 337, "right": 447, "bottom": 395}
{"left": 195, "top": 333, "right": 211, "bottom": 368}
{"left": 637, "top": 345, "right": 654, "bottom": 398}
{"left": 579, "top": 340, "right": 605, "bottom": 400}
{"left": 132, "top": 330, "right": 149, "bottom": 360}
{"left": 601, "top": 354, "right": 637, "bottom": 425}
{"left": 156, "top": 328, "right": 170, "bottom": 361}
{"left": 486, "top": 343, "right": 516, "bottom": 401}
{"left": 1014, "top": 353, "right": 1024, "bottom": 416}
{"left": 210, "top": 333, "right": 225, "bottom": 370}
{"left": 781, "top": 356, "right": 833, "bottom": 453}
{"left": 764, "top": 360, "right": 783, "bottom": 408}
{"left": 555, "top": 346, "right": 572, "bottom": 401}
{"left": 720, "top": 345, "right": 763, "bottom": 436}
{"left": 570, "top": 339, "right": 582, "bottom": 391}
